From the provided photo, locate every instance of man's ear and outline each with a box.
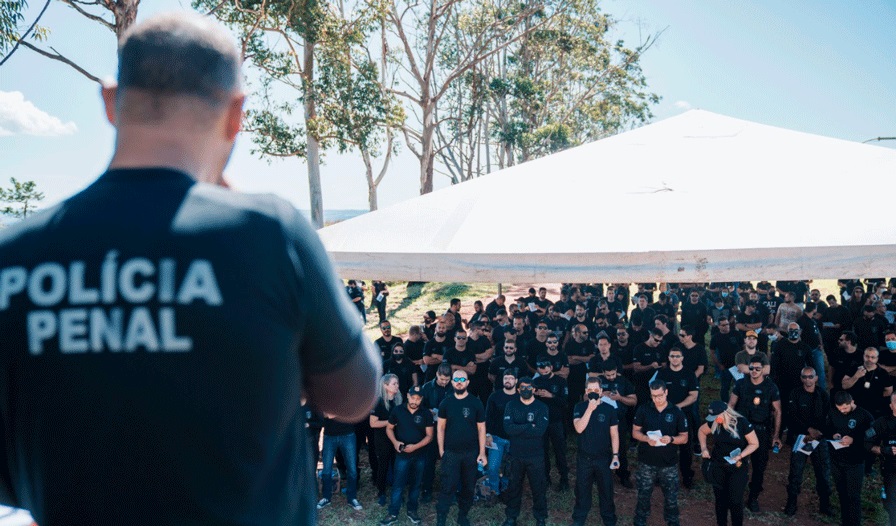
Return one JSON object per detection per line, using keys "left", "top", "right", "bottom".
{"left": 101, "top": 82, "right": 118, "bottom": 125}
{"left": 224, "top": 93, "right": 245, "bottom": 141}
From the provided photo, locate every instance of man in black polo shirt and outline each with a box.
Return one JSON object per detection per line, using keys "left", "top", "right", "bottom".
{"left": 501, "top": 377, "right": 550, "bottom": 526}
{"left": 422, "top": 319, "right": 452, "bottom": 382}
{"left": 0, "top": 14, "right": 382, "bottom": 526}
{"left": 631, "top": 381, "right": 689, "bottom": 526}
{"left": 843, "top": 347, "right": 894, "bottom": 420}
{"left": 827, "top": 391, "right": 873, "bottom": 526}
{"left": 729, "top": 356, "right": 783, "bottom": 512}
{"left": 445, "top": 328, "right": 477, "bottom": 377}
{"left": 532, "top": 357, "right": 570, "bottom": 490}
{"left": 436, "top": 370, "right": 487, "bottom": 526}
{"left": 600, "top": 364, "right": 637, "bottom": 488}
{"left": 490, "top": 340, "right": 525, "bottom": 390}
{"left": 381, "top": 386, "right": 434, "bottom": 525}
{"left": 631, "top": 329, "right": 665, "bottom": 407}
{"left": 866, "top": 392, "right": 896, "bottom": 525}
{"left": 571, "top": 377, "right": 621, "bottom": 526}
{"left": 783, "top": 367, "right": 832, "bottom": 517}
{"left": 564, "top": 324, "right": 596, "bottom": 423}
{"left": 654, "top": 347, "right": 700, "bottom": 488}
{"left": 535, "top": 333, "right": 569, "bottom": 379}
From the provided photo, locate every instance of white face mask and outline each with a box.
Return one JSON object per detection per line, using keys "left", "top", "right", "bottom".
{"left": 768, "top": 333, "right": 778, "bottom": 342}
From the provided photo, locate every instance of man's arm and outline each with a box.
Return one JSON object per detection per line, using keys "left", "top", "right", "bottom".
{"left": 437, "top": 416, "right": 446, "bottom": 456}
{"left": 477, "top": 421, "right": 488, "bottom": 466}
{"left": 772, "top": 400, "right": 783, "bottom": 446}
{"left": 677, "top": 390, "right": 699, "bottom": 410}
{"left": 306, "top": 340, "right": 381, "bottom": 422}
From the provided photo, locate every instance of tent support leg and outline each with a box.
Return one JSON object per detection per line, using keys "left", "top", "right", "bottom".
{"left": 498, "top": 283, "right": 502, "bottom": 296}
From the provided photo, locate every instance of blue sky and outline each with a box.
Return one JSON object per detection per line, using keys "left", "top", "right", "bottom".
{"left": 1, "top": 0, "right": 894, "bottom": 212}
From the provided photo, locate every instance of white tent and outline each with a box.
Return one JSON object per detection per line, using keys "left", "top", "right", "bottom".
{"left": 318, "top": 110, "right": 896, "bottom": 282}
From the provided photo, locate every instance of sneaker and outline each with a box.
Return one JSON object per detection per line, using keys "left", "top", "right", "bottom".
{"left": 349, "top": 499, "right": 363, "bottom": 511}
{"left": 316, "top": 498, "right": 331, "bottom": 510}
{"left": 407, "top": 511, "right": 422, "bottom": 525}
{"left": 380, "top": 515, "right": 398, "bottom": 526}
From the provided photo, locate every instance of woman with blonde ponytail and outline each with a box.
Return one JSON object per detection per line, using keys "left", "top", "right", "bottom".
{"left": 698, "top": 401, "right": 760, "bottom": 526}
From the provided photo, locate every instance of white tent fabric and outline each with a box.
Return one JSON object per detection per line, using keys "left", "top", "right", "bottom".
{"left": 318, "top": 110, "right": 896, "bottom": 282}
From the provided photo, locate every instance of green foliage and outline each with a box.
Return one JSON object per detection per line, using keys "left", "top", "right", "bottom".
{"left": 0, "top": 0, "right": 28, "bottom": 53}
{"left": 0, "top": 177, "right": 44, "bottom": 219}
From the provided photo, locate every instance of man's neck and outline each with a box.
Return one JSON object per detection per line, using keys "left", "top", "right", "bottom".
{"left": 505, "top": 354, "right": 516, "bottom": 362}
{"left": 520, "top": 396, "right": 534, "bottom": 405}
{"left": 654, "top": 402, "right": 668, "bottom": 412}
{"left": 669, "top": 364, "right": 683, "bottom": 372}
{"left": 455, "top": 391, "right": 468, "bottom": 399}
{"left": 804, "top": 385, "right": 816, "bottom": 393}
{"left": 745, "top": 347, "right": 757, "bottom": 354}
{"left": 502, "top": 388, "right": 515, "bottom": 395}
{"left": 750, "top": 375, "right": 764, "bottom": 385}
{"left": 407, "top": 405, "right": 419, "bottom": 414}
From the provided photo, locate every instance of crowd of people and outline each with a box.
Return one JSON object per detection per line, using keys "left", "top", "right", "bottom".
{"left": 308, "top": 280, "right": 896, "bottom": 526}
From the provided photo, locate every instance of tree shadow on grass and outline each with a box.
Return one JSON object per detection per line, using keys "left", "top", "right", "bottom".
{"left": 389, "top": 282, "right": 426, "bottom": 318}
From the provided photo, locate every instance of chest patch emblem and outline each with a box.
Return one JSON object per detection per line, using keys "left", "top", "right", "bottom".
{"left": 462, "top": 407, "right": 471, "bottom": 418}
{"left": 664, "top": 413, "right": 674, "bottom": 423}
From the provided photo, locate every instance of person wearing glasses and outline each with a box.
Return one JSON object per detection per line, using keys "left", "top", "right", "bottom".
{"left": 532, "top": 355, "right": 570, "bottom": 491}
{"left": 484, "top": 369, "right": 521, "bottom": 498}
{"left": 631, "top": 328, "right": 666, "bottom": 412}
{"left": 570, "top": 377, "right": 622, "bottom": 526}
{"left": 782, "top": 367, "right": 833, "bottom": 516}
{"left": 728, "top": 355, "right": 783, "bottom": 512}
{"left": 435, "top": 370, "right": 487, "bottom": 526}
{"left": 654, "top": 347, "right": 700, "bottom": 489}
{"left": 697, "top": 401, "right": 759, "bottom": 526}
{"left": 734, "top": 330, "right": 770, "bottom": 377}
{"left": 500, "top": 377, "right": 550, "bottom": 526}
{"left": 631, "top": 380, "right": 689, "bottom": 526}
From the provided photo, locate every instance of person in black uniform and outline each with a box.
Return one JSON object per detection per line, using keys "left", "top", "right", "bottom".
{"left": 564, "top": 324, "right": 596, "bottom": 422}
{"left": 571, "top": 377, "right": 621, "bottom": 526}
{"left": 420, "top": 363, "right": 453, "bottom": 501}
{"left": 827, "top": 391, "right": 873, "bottom": 526}
{"left": 435, "top": 370, "right": 487, "bottom": 526}
{"left": 381, "top": 386, "right": 433, "bottom": 526}
{"left": 698, "top": 401, "right": 759, "bottom": 526}
{"left": 599, "top": 364, "right": 637, "bottom": 488}
{"left": 631, "top": 380, "right": 689, "bottom": 526}
{"left": 866, "top": 392, "right": 896, "bottom": 526}
{"left": 843, "top": 347, "right": 894, "bottom": 420}
{"left": 370, "top": 375, "right": 403, "bottom": 506}
{"left": 0, "top": 13, "right": 382, "bottom": 526}
{"left": 374, "top": 320, "right": 403, "bottom": 363}
{"left": 500, "top": 377, "right": 550, "bottom": 526}
{"left": 384, "top": 342, "right": 418, "bottom": 395}
{"left": 783, "top": 367, "right": 833, "bottom": 517}
{"left": 484, "top": 369, "right": 520, "bottom": 498}
{"left": 654, "top": 347, "right": 700, "bottom": 488}
{"left": 728, "top": 356, "right": 783, "bottom": 512}
{"left": 532, "top": 356, "right": 570, "bottom": 490}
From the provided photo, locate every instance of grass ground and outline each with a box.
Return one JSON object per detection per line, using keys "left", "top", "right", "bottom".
{"left": 323, "top": 280, "right": 888, "bottom": 525}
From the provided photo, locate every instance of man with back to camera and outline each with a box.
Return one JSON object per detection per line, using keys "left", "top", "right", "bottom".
{"left": 0, "top": 13, "right": 381, "bottom": 526}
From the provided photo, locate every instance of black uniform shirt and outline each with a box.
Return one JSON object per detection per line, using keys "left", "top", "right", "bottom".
{"left": 846, "top": 365, "right": 893, "bottom": 417}
{"left": 388, "top": 404, "right": 434, "bottom": 454}
{"left": 708, "top": 418, "right": 754, "bottom": 463}
{"left": 485, "top": 390, "right": 517, "bottom": 439}
{"left": 503, "top": 399, "right": 549, "bottom": 457}
{"left": 826, "top": 406, "right": 873, "bottom": 465}
{"left": 732, "top": 377, "right": 780, "bottom": 425}
{"left": 867, "top": 414, "right": 896, "bottom": 473}
{"left": 532, "top": 374, "right": 568, "bottom": 422}
{"left": 786, "top": 387, "right": 830, "bottom": 443}
{"left": 654, "top": 367, "right": 699, "bottom": 407}
{"left": 633, "top": 403, "right": 689, "bottom": 467}
{"left": 438, "top": 395, "right": 485, "bottom": 452}
{"left": 573, "top": 401, "right": 619, "bottom": 458}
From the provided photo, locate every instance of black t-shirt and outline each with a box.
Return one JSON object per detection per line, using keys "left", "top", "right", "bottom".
{"left": 384, "top": 358, "right": 417, "bottom": 395}
{"left": 826, "top": 406, "right": 873, "bottom": 465}
{"left": 485, "top": 390, "right": 517, "bottom": 438}
{"left": 421, "top": 379, "right": 452, "bottom": 414}
{"left": 867, "top": 414, "right": 896, "bottom": 473}
{"left": 489, "top": 355, "right": 525, "bottom": 389}
{"left": 846, "top": 366, "right": 893, "bottom": 417}
{"left": 710, "top": 331, "right": 742, "bottom": 368}
{"left": 529, "top": 350, "right": 569, "bottom": 375}
{"left": 633, "top": 403, "right": 689, "bottom": 467}
{"left": 439, "top": 394, "right": 485, "bottom": 452}
{"left": 423, "top": 338, "right": 452, "bottom": 381}
{"left": 587, "top": 354, "right": 624, "bottom": 376}
{"left": 632, "top": 343, "right": 664, "bottom": 392}
{"left": 574, "top": 401, "right": 619, "bottom": 457}
{"left": 404, "top": 338, "right": 426, "bottom": 362}
{"left": 654, "top": 367, "right": 699, "bottom": 406}
{"left": 681, "top": 343, "right": 709, "bottom": 376}
{"left": 371, "top": 398, "right": 394, "bottom": 438}
{"left": 532, "top": 374, "right": 568, "bottom": 422}
{"left": 830, "top": 348, "right": 864, "bottom": 388}
{"left": 0, "top": 168, "right": 371, "bottom": 525}
{"left": 599, "top": 375, "right": 636, "bottom": 421}
{"left": 388, "top": 404, "right": 435, "bottom": 454}
{"left": 374, "top": 336, "right": 403, "bottom": 363}
{"left": 732, "top": 378, "right": 780, "bottom": 425}
{"left": 445, "top": 347, "right": 476, "bottom": 368}
{"left": 707, "top": 418, "right": 754, "bottom": 462}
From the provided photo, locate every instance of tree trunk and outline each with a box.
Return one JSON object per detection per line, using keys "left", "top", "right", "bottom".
{"left": 111, "top": 0, "right": 140, "bottom": 37}
{"left": 303, "top": 39, "right": 324, "bottom": 229}
{"left": 363, "top": 150, "right": 378, "bottom": 211}
{"left": 420, "top": 98, "right": 435, "bottom": 194}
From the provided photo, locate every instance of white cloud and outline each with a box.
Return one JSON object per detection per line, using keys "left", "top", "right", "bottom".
{"left": 674, "top": 100, "right": 692, "bottom": 110}
{"left": 0, "top": 91, "right": 77, "bottom": 136}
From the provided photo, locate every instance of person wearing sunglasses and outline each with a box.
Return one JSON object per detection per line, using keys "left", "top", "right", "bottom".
{"left": 782, "top": 367, "right": 833, "bottom": 517}
{"left": 728, "top": 356, "right": 783, "bottom": 513}
{"left": 500, "top": 377, "right": 550, "bottom": 526}
{"left": 435, "top": 370, "right": 487, "bottom": 526}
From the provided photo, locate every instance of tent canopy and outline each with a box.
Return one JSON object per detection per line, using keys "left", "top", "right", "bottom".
{"left": 318, "top": 110, "right": 896, "bottom": 282}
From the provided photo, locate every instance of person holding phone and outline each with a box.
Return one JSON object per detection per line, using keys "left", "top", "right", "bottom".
{"left": 570, "top": 377, "right": 621, "bottom": 526}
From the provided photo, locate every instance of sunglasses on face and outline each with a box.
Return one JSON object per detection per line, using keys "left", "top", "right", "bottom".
{"left": 801, "top": 375, "right": 816, "bottom": 379}
{"left": 749, "top": 366, "right": 762, "bottom": 371}
{"left": 452, "top": 377, "right": 468, "bottom": 383}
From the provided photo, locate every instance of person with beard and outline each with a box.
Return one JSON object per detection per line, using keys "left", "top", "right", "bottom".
{"left": 775, "top": 292, "right": 803, "bottom": 331}
{"left": 631, "top": 381, "right": 689, "bottom": 526}
{"left": 710, "top": 318, "right": 742, "bottom": 401}
{"left": 436, "top": 370, "right": 487, "bottom": 526}
{"left": 631, "top": 295, "right": 657, "bottom": 331}
{"left": 486, "top": 294, "right": 507, "bottom": 320}
{"left": 654, "top": 348, "right": 700, "bottom": 488}
{"left": 734, "top": 331, "right": 770, "bottom": 377}
{"left": 564, "top": 324, "right": 597, "bottom": 423}
{"left": 533, "top": 357, "right": 570, "bottom": 491}
{"left": 822, "top": 295, "right": 853, "bottom": 354}
{"left": 596, "top": 301, "right": 622, "bottom": 328}
{"left": 570, "top": 377, "right": 622, "bottom": 526}
{"left": 564, "top": 303, "right": 594, "bottom": 341}
{"left": 729, "top": 356, "right": 783, "bottom": 512}
{"left": 653, "top": 315, "right": 677, "bottom": 358}
{"left": 445, "top": 329, "right": 477, "bottom": 377}
{"left": 826, "top": 391, "right": 873, "bottom": 526}
{"left": 866, "top": 392, "right": 896, "bottom": 526}
{"left": 854, "top": 304, "right": 888, "bottom": 351}
{"left": 613, "top": 326, "right": 637, "bottom": 381}
{"left": 760, "top": 288, "right": 782, "bottom": 327}
{"left": 631, "top": 329, "right": 666, "bottom": 408}
{"left": 735, "top": 301, "right": 763, "bottom": 335}
{"left": 843, "top": 347, "right": 894, "bottom": 421}
{"left": 499, "top": 377, "right": 550, "bottom": 526}
{"left": 770, "top": 323, "right": 813, "bottom": 429}
{"left": 491, "top": 309, "right": 512, "bottom": 350}
{"left": 523, "top": 322, "right": 551, "bottom": 369}
{"left": 380, "top": 386, "right": 434, "bottom": 526}
{"left": 830, "top": 331, "right": 863, "bottom": 394}
{"left": 467, "top": 300, "right": 485, "bottom": 328}
{"left": 370, "top": 375, "right": 404, "bottom": 506}
{"left": 420, "top": 364, "right": 453, "bottom": 501}
{"left": 384, "top": 342, "right": 419, "bottom": 395}
{"left": 422, "top": 319, "right": 452, "bottom": 382}
{"left": 846, "top": 284, "right": 866, "bottom": 321}
{"left": 467, "top": 321, "right": 495, "bottom": 405}
{"left": 490, "top": 340, "right": 526, "bottom": 391}
{"left": 681, "top": 290, "right": 710, "bottom": 341}
{"left": 534, "top": 333, "right": 569, "bottom": 380}
{"left": 587, "top": 333, "right": 624, "bottom": 380}
{"left": 782, "top": 367, "right": 832, "bottom": 517}
{"left": 599, "top": 364, "right": 637, "bottom": 488}
{"left": 485, "top": 370, "right": 520, "bottom": 498}
{"left": 807, "top": 288, "right": 828, "bottom": 317}
{"left": 404, "top": 325, "right": 427, "bottom": 373}
{"left": 374, "top": 320, "right": 403, "bottom": 364}
{"left": 544, "top": 305, "right": 567, "bottom": 333}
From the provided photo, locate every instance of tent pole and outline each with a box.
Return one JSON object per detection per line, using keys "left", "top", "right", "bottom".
{"left": 498, "top": 283, "right": 502, "bottom": 296}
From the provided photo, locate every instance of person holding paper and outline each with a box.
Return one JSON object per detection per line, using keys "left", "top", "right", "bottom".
{"left": 865, "top": 392, "right": 896, "bottom": 526}
{"left": 654, "top": 348, "right": 700, "bottom": 488}
{"left": 631, "top": 381, "right": 689, "bottom": 526}
{"left": 698, "top": 401, "right": 759, "bottom": 526}
{"left": 570, "top": 377, "right": 621, "bottom": 526}
{"left": 826, "top": 391, "right": 873, "bottom": 526}
{"left": 600, "top": 364, "right": 638, "bottom": 488}
{"left": 783, "top": 367, "right": 833, "bottom": 517}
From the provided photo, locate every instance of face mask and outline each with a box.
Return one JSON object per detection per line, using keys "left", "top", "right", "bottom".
{"left": 887, "top": 341, "right": 896, "bottom": 351}
{"left": 788, "top": 330, "right": 800, "bottom": 340}
{"left": 886, "top": 299, "right": 892, "bottom": 305}
{"left": 587, "top": 392, "right": 600, "bottom": 400}
{"left": 393, "top": 354, "right": 404, "bottom": 362}
{"left": 768, "top": 333, "right": 778, "bottom": 342}
{"left": 721, "top": 292, "right": 729, "bottom": 297}
{"left": 519, "top": 388, "right": 534, "bottom": 400}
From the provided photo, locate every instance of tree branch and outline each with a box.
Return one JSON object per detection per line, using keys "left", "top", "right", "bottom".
{"left": 20, "top": 41, "right": 101, "bottom": 83}
{"left": 60, "top": 0, "right": 116, "bottom": 31}
{"left": 0, "top": 0, "right": 51, "bottom": 66}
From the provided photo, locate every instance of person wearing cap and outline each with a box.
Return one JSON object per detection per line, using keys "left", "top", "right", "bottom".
{"left": 866, "top": 392, "right": 896, "bottom": 526}
{"left": 381, "top": 386, "right": 434, "bottom": 526}
{"left": 631, "top": 380, "right": 689, "bottom": 526}
{"left": 500, "top": 377, "right": 550, "bottom": 526}
{"left": 570, "top": 377, "right": 622, "bottom": 526}
{"left": 728, "top": 355, "right": 783, "bottom": 512}
{"left": 533, "top": 355, "right": 570, "bottom": 491}
{"left": 698, "top": 401, "right": 759, "bottom": 526}
{"left": 484, "top": 369, "right": 520, "bottom": 498}
{"left": 826, "top": 390, "right": 873, "bottom": 526}
{"left": 599, "top": 363, "right": 637, "bottom": 488}
{"left": 782, "top": 367, "right": 833, "bottom": 517}
{"left": 654, "top": 346, "right": 700, "bottom": 488}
